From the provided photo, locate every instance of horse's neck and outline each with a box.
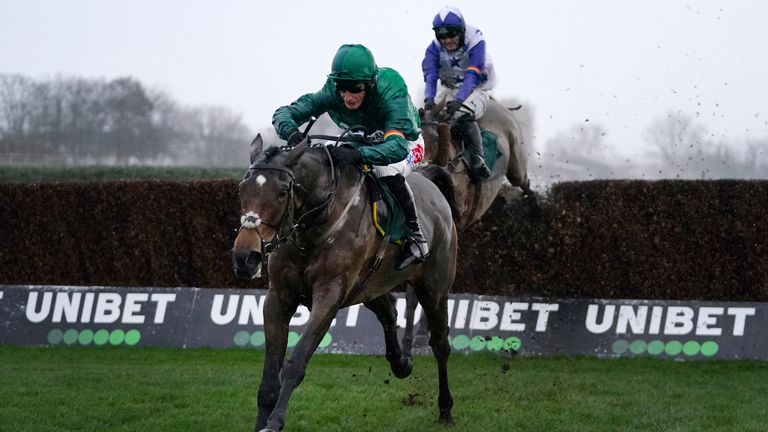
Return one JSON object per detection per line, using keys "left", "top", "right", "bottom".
{"left": 294, "top": 166, "right": 367, "bottom": 240}
{"left": 435, "top": 123, "right": 456, "bottom": 165}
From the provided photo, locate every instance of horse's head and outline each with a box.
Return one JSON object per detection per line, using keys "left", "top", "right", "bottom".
{"left": 232, "top": 134, "right": 308, "bottom": 279}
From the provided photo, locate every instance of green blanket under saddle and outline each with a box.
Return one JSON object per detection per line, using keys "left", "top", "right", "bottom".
{"left": 480, "top": 129, "right": 502, "bottom": 171}
{"left": 365, "top": 173, "right": 408, "bottom": 242}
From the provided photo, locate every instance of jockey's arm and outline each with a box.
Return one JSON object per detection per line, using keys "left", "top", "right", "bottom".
{"left": 454, "top": 40, "right": 486, "bottom": 102}
{"left": 272, "top": 83, "right": 334, "bottom": 140}
{"left": 421, "top": 43, "right": 441, "bottom": 102}
{"left": 357, "top": 131, "right": 410, "bottom": 166}
{"left": 356, "top": 70, "right": 418, "bottom": 167}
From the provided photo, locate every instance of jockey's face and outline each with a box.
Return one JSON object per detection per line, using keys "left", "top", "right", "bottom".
{"left": 439, "top": 35, "right": 461, "bottom": 52}
{"left": 340, "top": 88, "right": 365, "bottom": 110}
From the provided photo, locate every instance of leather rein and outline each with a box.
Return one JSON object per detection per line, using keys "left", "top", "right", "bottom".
{"left": 240, "top": 140, "right": 366, "bottom": 257}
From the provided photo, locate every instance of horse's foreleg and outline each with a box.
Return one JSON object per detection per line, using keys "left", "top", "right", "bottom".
{"left": 255, "top": 290, "right": 297, "bottom": 432}
{"left": 365, "top": 292, "right": 413, "bottom": 379}
{"left": 262, "top": 293, "right": 341, "bottom": 432}
{"left": 416, "top": 291, "right": 454, "bottom": 425}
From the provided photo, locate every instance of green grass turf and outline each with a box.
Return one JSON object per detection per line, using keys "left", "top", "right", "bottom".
{"left": 1, "top": 345, "right": 767, "bottom": 431}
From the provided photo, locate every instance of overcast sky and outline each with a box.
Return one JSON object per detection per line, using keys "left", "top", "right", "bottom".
{"left": 3, "top": 0, "right": 767, "bottom": 159}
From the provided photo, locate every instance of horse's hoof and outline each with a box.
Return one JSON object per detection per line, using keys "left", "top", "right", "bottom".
{"left": 391, "top": 356, "right": 413, "bottom": 379}
{"left": 258, "top": 429, "right": 278, "bottom": 432}
{"left": 438, "top": 412, "right": 454, "bottom": 426}
{"left": 522, "top": 193, "right": 542, "bottom": 217}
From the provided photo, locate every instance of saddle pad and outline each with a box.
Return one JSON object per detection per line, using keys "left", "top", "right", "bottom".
{"left": 481, "top": 129, "right": 502, "bottom": 171}
{"left": 365, "top": 174, "right": 408, "bottom": 242}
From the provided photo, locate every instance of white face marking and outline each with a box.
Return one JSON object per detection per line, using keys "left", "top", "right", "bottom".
{"left": 255, "top": 175, "right": 267, "bottom": 186}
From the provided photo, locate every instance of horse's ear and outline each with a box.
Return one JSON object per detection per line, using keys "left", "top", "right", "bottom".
{"left": 284, "top": 141, "right": 307, "bottom": 167}
{"left": 250, "top": 135, "right": 264, "bottom": 165}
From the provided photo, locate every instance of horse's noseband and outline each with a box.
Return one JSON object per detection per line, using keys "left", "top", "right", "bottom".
{"left": 240, "top": 211, "right": 261, "bottom": 229}
{"left": 240, "top": 147, "right": 344, "bottom": 257}
{"left": 241, "top": 163, "right": 297, "bottom": 255}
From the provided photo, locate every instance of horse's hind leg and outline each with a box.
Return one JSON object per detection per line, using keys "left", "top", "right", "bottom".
{"left": 413, "top": 286, "right": 454, "bottom": 425}
{"left": 401, "top": 284, "right": 418, "bottom": 358}
{"left": 365, "top": 292, "right": 413, "bottom": 379}
{"left": 402, "top": 284, "right": 431, "bottom": 358}
{"left": 505, "top": 145, "right": 540, "bottom": 215}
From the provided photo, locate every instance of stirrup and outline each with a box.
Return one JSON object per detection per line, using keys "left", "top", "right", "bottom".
{"left": 470, "top": 161, "right": 491, "bottom": 182}
{"left": 395, "top": 237, "right": 429, "bottom": 270}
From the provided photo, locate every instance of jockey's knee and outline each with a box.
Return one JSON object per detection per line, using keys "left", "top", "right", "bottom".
{"left": 452, "top": 110, "right": 475, "bottom": 124}
{"left": 380, "top": 172, "right": 404, "bottom": 185}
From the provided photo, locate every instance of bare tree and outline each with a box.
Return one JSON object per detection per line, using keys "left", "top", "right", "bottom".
{"left": 0, "top": 74, "right": 34, "bottom": 137}
{"left": 0, "top": 74, "right": 254, "bottom": 166}
{"left": 645, "top": 112, "right": 768, "bottom": 179}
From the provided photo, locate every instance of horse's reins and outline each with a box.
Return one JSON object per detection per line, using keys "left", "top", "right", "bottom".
{"left": 292, "top": 125, "right": 381, "bottom": 249}
{"left": 242, "top": 125, "right": 375, "bottom": 255}
{"left": 309, "top": 126, "right": 391, "bottom": 302}
{"left": 241, "top": 125, "right": 392, "bottom": 299}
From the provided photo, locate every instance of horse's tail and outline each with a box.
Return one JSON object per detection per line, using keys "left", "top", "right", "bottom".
{"left": 416, "top": 164, "right": 459, "bottom": 222}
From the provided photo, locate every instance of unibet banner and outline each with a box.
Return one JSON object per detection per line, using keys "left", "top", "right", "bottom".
{"left": 1, "top": 285, "right": 766, "bottom": 360}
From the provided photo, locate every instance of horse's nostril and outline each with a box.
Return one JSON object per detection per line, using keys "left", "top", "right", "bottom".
{"left": 246, "top": 251, "right": 262, "bottom": 267}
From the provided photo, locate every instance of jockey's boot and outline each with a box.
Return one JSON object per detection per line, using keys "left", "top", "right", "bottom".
{"left": 455, "top": 115, "right": 491, "bottom": 182}
{"left": 382, "top": 174, "right": 429, "bottom": 270}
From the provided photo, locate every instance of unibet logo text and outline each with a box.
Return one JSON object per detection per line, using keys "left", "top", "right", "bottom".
{"left": 585, "top": 304, "right": 756, "bottom": 336}
{"left": 26, "top": 291, "right": 176, "bottom": 324}
{"left": 210, "top": 294, "right": 560, "bottom": 332}
{"left": 397, "top": 299, "right": 560, "bottom": 332}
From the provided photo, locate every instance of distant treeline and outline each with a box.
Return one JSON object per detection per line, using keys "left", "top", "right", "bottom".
{"left": 536, "top": 115, "right": 768, "bottom": 184}
{"left": 0, "top": 74, "right": 252, "bottom": 166}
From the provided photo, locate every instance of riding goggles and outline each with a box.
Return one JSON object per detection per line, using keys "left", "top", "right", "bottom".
{"left": 334, "top": 80, "right": 367, "bottom": 94}
{"left": 434, "top": 27, "right": 460, "bottom": 39}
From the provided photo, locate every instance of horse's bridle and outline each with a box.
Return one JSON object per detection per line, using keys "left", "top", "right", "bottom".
{"left": 239, "top": 146, "right": 341, "bottom": 256}
{"left": 240, "top": 162, "right": 298, "bottom": 255}
{"left": 239, "top": 125, "right": 375, "bottom": 256}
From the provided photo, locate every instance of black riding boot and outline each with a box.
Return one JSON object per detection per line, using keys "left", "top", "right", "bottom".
{"left": 382, "top": 174, "right": 429, "bottom": 270}
{"left": 454, "top": 116, "right": 491, "bottom": 182}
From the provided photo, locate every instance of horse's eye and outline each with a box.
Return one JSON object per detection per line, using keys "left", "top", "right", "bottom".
{"left": 243, "top": 171, "right": 252, "bottom": 180}
{"left": 278, "top": 186, "right": 289, "bottom": 198}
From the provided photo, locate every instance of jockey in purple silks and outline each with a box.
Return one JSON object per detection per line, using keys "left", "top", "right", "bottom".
{"left": 422, "top": 6, "right": 496, "bottom": 181}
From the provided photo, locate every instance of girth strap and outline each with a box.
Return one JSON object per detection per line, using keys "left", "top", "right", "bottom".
{"left": 350, "top": 234, "right": 390, "bottom": 304}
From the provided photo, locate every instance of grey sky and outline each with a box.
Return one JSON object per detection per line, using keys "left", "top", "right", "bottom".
{"left": 3, "top": 0, "right": 767, "bottom": 158}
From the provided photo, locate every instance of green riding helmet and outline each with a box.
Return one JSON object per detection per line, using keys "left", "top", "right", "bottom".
{"left": 328, "top": 44, "right": 378, "bottom": 82}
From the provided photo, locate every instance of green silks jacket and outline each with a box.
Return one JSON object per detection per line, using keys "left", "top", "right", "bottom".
{"left": 272, "top": 67, "right": 421, "bottom": 166}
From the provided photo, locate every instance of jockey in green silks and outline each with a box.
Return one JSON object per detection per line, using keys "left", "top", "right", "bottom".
{"left": 272, "top": 44, "right": 428, "bottom": 270}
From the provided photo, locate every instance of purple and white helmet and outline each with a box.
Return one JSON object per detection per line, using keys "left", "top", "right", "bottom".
{"left": 432, "top": 6, "right": 465, "bottom": 30}
{"left": 432, "top": 6, "right": 466, "bottom": 41}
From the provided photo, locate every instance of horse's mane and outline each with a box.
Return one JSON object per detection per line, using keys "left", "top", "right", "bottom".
{"left": 260, "top": 146, "right": 284, "bottom": 163}
{"left": 259, "top": 145, "right": 327, "bottom": 165}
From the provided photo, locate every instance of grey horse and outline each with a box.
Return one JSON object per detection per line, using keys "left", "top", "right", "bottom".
{"left": 232, "top": 135, "right": 458, "bottom": 431}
